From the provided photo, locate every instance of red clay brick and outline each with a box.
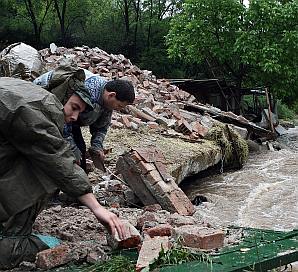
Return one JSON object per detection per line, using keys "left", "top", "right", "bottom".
{"left": 143, "top": 204, "right": 162, "bottom": 212}
{"left": 107, "top": 220, "right": 141, "bottom": 249}
{"left": 136, "top": 236, "right": 170, "bottom": 271}
{"left": 147, "top": 121, "right": 159, "bottom": 129}
{"left": 146, "top": 169, "right": 162, "bottom": 185}
{"left": 145, "top": 224, "right": 173, "bottom": 238}
{"left": 130, "top": 151, "right": 143, "bottom": 162}
{"left": 172, "top": 225, "right": 224, "bottom": 250}
{"left": 167, "top": 190, "right": 195, "bottom": 216}
{"left": 121, "top": 115, "right": 132, "bottom": 128}
{"left": 153, "top": 180, "right": 173, "bottom": 195}
{"left": 35, "top": 245, "right": 72, "bottom": 269}
{"left": 138, "top": 161, "right": 156, "bottom": 174}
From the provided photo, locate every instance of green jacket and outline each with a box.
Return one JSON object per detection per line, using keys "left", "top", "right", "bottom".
{"left": 0, "top": 77, "right": 92, "bottom": 223}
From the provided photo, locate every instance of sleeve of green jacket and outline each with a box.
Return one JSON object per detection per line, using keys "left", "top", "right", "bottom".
{"left": 10, "top": 103, "right": 92, "bottom": 198}
{"left": 89, "top": 109, "right": 112, "bottom": 151}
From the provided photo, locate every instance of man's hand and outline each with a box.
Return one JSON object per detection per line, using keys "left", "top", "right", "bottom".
{"left": 78, "top": 193, "right": 128, "bottom": 239}
{"left": 88, "top": 148, "right": 106, "bottom": 171}
{"left": 92, "top": 206, "right": 126, "bottom": 238}
{"left": 95, "top": 149, "right": 105, "bottom": 161}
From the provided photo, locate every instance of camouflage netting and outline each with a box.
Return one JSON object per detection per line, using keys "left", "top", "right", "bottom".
{"left": 205, "top": 122, "right": 249, "bottom": 168}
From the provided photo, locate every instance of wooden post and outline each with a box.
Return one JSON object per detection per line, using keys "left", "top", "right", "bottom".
{"left": 265, "top": 87, "right": 275, "bottom": 133}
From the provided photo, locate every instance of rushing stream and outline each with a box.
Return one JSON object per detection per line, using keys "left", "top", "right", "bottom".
{"left": 182, "top": 126, "right": 298, "bottom": 231}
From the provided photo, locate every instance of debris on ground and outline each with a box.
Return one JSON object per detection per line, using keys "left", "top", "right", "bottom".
{"left": 0, "top": 42, "right": 290, "bottom": 271}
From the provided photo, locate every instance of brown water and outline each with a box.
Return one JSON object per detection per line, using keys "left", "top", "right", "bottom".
{"left": 183, "top": 126, "right": 298, "bottom": 231}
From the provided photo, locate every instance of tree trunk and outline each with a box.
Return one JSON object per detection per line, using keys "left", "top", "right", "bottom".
{"left": 53, "top": 0, "right": 68, "bottom": 46}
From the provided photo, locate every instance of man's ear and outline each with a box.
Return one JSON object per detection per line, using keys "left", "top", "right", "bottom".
{"left": 107, "top": 91, "right": 116, "bottom": 98}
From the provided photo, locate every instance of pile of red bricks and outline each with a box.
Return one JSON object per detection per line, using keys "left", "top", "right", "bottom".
{"left": 35, "top": 216, "right": 224, "bottom": 270}
{"left": 38, "top": 45, "right": 212, "bottom": 139}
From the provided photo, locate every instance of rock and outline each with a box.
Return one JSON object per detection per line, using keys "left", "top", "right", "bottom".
{"left": 19, "top": 261, "right": 36, "bottom": 271}
{"left": 86, "top": 247, "right": 107, "bottom": 264}
{"left": 167, "top": 213, "right": 196, "bottom": 227}
{"left": 137, "top": 211, "right": 157, "bottom": 229}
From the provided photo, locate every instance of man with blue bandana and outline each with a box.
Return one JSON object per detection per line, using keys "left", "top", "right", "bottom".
{"left": 34, "top": 67, "right": 135, "bottom": 171}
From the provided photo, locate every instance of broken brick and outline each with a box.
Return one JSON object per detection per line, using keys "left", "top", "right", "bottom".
{"left": 35, "top": 245, "right": 72, "bottom": 269}
{"left": 143, "top": 204, "right": 162, "bottom": 212}
{"left": 121, "top": 115, "right": 132, "bottom": 128}
{"left": 136, "top": 236, "right": 170, "bottom": 272}
{"left": 107, "top": 220, "right": 141, "bottom": 249}
{"left": 144, "top": 224, "right": 173, "bottom": 238}
{"left": 137, "top": 211, "right": 157, "bottom": 230}
{"left": 172, "top": 225, "right": 224, "bottom": 250}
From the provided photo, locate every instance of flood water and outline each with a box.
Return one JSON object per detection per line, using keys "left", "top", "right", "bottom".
{"left": 182, "top": 126, "right": 298, "bottom": 231}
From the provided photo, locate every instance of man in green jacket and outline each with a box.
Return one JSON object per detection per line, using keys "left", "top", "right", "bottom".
{"left": 0, "top": 77, "right": 127, "bottom": 269}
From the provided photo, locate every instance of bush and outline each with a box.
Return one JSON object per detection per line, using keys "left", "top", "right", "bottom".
{"left": 277, "top": 100, "right": 295, "bottom": 120}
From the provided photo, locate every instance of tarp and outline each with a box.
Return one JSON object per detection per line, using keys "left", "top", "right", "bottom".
{"left": 0, "top": 42, "right": 43, "bottom": 79}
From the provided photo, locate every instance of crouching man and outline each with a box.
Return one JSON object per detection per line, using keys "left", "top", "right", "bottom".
{"left": 0, "top": 77, "right": 127, "bottom": 269}
{"left": 34, "top": 66, "right": 135, "bottom": 171}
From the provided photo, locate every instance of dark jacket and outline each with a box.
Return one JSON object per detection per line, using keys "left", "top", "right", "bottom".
{"left": 0, "top": 77, "right": 92, "bottom": 223}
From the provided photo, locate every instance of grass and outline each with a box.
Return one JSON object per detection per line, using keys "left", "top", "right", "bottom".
{"left": 149, "top": 239, "right": 212, "bottom": 271}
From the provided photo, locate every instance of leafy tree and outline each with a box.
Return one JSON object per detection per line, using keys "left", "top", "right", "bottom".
{"left": 236, "top": 0, "right": 298, "bottom": 102}
{"left": 52, "top": 0, "right": 92, "bottom": 46}
{"left": 167, "top": 0, "right": 298, "bottom": 103}
{"left": 12, "top": 0, "right": 53, "bottom": 47}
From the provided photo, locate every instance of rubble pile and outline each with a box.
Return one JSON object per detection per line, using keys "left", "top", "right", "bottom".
{"left": 38, "top": 44, "right": 213, "bottom": 140}
{"left": 0, "top": 43, "right": 252, "bottom": 270}
{"left": 33, "top": 205, "right": 226, "bottom": 270}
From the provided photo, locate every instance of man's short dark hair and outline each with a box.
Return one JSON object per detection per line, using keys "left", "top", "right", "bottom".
{"left": 105, "top": 79, "right": 135, "bottom": 103}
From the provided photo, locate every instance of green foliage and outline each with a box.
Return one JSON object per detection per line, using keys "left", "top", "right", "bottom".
{"left": 149, "top": 241, "right": 212, "bottom": 270}
{"left": 167, "top": 0, "right": 298, "bottom": 103}
{"left": 277, "top": 100, "right": 295, "bottom": 120}
{"left": 236, "top": 0, "right": 298, "bottom": 101}
{"left": 58, "top": 255, "right": 136, "bottom": 272}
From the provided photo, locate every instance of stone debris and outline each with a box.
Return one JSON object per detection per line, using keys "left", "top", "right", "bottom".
{"left": 0, "top": 43, "right": 253, "bottom": 269}
{"left": 136, "top": 236, "right": 170, "bottom": 272}
{"left": 32, "top": 205, "right": 227, "bottom": 270}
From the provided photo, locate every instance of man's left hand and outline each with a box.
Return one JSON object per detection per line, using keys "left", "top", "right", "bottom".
{"left": 89, "top": 148, "right": 106, "bottom": 171}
